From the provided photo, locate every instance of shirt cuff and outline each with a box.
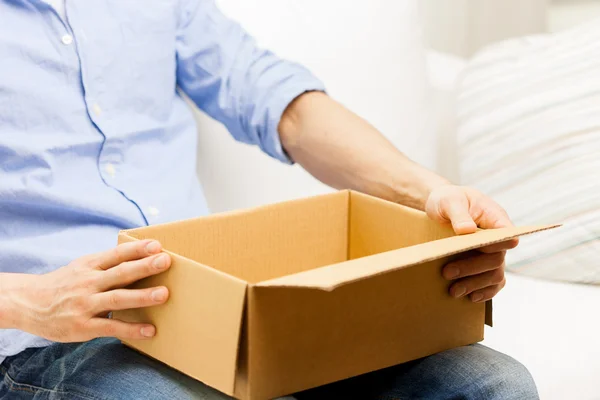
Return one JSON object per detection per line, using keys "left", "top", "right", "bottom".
{"left": 262, "top": 74, "right": 326, "bottom": 164}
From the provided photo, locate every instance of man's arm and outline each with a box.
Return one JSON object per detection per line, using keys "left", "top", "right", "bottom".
{"left": 175, "top": 0, "right": 324, "bottom": 163}
{"left": 279, "top": 91, "right": 518, "bottom": 303}
{"left": 279, "top": 91, "right": 450, "bottom": 212}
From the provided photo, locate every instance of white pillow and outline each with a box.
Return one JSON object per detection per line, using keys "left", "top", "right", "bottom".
{"left": 456, "top": 20, "right": 600, "bottom": 284}
{"left": 195, "top": 0, "right": 434, "bottom": 212}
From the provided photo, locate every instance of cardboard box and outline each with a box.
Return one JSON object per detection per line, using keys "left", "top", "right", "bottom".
{"left": 113, "top": 190, "right": 555, "bottom": 400}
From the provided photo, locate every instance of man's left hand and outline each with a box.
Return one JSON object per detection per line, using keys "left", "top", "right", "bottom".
{"left": 425, "top": 185, "right": 519, "bottom": 303}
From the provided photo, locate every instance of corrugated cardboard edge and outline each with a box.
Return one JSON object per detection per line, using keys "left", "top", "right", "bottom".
{"left": 114, "top": 231, "right": 248, "bottom": 397}
{"left": 346, "top": 190, "right": 352, "bottom": 261}
{"left": 485, "top": 299, "right": 493, "bottom": 327}
{"left": 120, "top": 191, "right": 344, "bottom": 236}
{"left": 255, "top": 224, "right": 561, "bottom": 291}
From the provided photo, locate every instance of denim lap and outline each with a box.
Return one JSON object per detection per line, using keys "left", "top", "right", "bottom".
{"left": 0, "top": 338, "right": 232, "bottom": 400}
{"left": 0, "top": 338, "right": 538, "bottom": 400}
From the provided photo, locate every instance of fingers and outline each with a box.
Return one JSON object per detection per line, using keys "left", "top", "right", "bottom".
{"left": 426, "top": 185, "right": 517, "bottom": 236}
{"left": 91, "top": 240, "right": 163, "bottom": 270}
{"left": 440, "top": 192, "right": 478, "bottom": 235}
{"left": 448, "top": 268, "right": 505, "bottom": 301}
{"left": 468, "top": 280, "right": 506, "bottom": 303}
{"left": 92, "top": 286, "right": 169, "bottom": 313}
{"left": 471, "top": 201, "right": 513, "bottom": 230}
{"left": 87, "top": 318, "right": 158, "bottom": 340}
{"left": 100, "top": 253, "right": 171, "bottom": 289}
{"left": 443, "top": 252, "right": 506, "bottom": 279}
{"left": 479, "top": 238, "right": 519, "bottom": 254}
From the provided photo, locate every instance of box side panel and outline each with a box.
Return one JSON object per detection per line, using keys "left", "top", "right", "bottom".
{"left": 246, "top": 258, "right": 485, "bottom": 400}
{"left": 126, "top": 191, "right": 348, "bottom": 284}
{"left": 113, "top": 234, "right": 247, "bottom": 396}
{"left": 349, "top": 191, "right": 455, "bottom": 259}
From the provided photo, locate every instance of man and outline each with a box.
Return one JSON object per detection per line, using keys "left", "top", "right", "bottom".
{"left": 0, "top": 1, "right": 538, "bottom": 399}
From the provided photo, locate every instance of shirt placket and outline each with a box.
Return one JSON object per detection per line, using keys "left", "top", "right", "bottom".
{"left": 58, "top": 1, "right": 151, "bottom": 226}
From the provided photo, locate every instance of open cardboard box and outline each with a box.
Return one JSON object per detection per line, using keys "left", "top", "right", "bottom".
{"left": 114, "top": 190, "right": 556, "bottom": 400}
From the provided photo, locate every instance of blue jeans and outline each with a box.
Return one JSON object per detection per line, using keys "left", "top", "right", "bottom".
{"left": 0, "top": 338, "right": 538, "bottom": 399}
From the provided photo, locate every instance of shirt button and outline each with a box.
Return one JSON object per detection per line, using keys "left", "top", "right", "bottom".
{"left": 61, "top": 34, "right": 73, "bottom": 45}
{"left": 92, "top": 103, "right": 102, "bottom": 116}
{"left": 147, "top": 206, "right": 160, "bottom": 217}
{"left": 104, "top": 163, "right": 116, "bottom": 178}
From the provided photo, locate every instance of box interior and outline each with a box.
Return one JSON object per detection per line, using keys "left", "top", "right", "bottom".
{"left": 127, "top": 191, "right": 455, "bottom": 283}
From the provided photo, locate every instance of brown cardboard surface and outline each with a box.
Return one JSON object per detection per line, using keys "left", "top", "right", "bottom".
{"left": 120, "top": 191, "right": 348, "bottom": 283}
{"left": 246, "top": 257, "right": 486, "bottom": 399}
{"left": 349, "top": 191, "right": 455, "bottom": 259}
{"left": 113, "top": 233, "right": 247, "bottom": 396}
{"left": 112, "top": 190, "right": 559, "bottom": 399}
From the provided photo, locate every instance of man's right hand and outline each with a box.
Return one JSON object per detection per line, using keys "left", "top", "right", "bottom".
{"left": 11, "top": 240, "right": 171, "bottom": 342}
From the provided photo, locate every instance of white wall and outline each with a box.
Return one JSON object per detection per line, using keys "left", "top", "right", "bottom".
{"left": 549, "top": 0, "right": 600, "bottom": 32}
{"left": 421, "top": 0, "right": 548, "bottom": 57}
{"left": 195, "top": 0, "right": 434, "bottom": 212}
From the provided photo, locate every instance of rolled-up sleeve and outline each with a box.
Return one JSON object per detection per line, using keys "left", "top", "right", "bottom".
{"left": 176, "top": 0, "right": 325, "bottom": 163}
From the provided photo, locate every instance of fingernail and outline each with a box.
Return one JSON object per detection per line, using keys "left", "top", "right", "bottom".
{"left": 152, "top": 254, "right": 168, "bottom": 269}
{"left": 455, "top": 221, "right": 477, "bottom": 232}
{"left": 453, "top": 285, "right": 466, "bottom": 298}
{"left": 151, "top": 288, "right": 168, "bottom": 302}
{"left": 140, "top": 326, "right": 155, "bottom": 337}
{"left": 472, "top": 293, "right": 484, "bottom": 302}
{"left": 444, "top": 265, "right": 460, "bottom": 279}
{"left": 456, "top": 221, "right": 472, "bottom": 228}
{"left": 146, "top": 241, "right": 160, "bottom": 254}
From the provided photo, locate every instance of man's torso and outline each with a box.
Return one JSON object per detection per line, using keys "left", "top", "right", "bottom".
{"left": 0, "top": 0, "right": 208, "bottom": 358}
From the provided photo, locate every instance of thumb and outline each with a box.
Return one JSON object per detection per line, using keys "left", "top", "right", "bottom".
{"left": 443, "top": 194, "right": 478, "bottom": 235}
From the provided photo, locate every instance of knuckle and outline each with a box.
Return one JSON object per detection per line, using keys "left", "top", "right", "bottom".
{"left": 112, "top": 246, "right": 123, "bottom": 262}
{"left": 111, "top": 265, "right": 127, "bottom": 282}
{"left": 125, "top": 259, "right": 148, "bottom": 279}
{"left": 136, "top": 242, "right": 149, "bottom": 257}
{"left": 69, "top": 295, "right": 90, "bottom": 313}
{"left": 469, "top": 202, "right": 485, "bottom": 222}
{"left": 85, "top": 256, "right": 103, "bottom": 270}
{"left": 490, "top": 268, "right": 505, "bottom": 285}
{"left": 439, "top": 195, "right": 453, "bottom": 212}
{"left": 500, "top": 278, "right": 507, "bottom": 289}
{"left": 490, "top": 251, "right": 506, "bottom": 264}
{"left": 103, "top": 323, "right": 118, "bottom": 337}
{"left": 459, "top": 258, "right": 479, "bottom": 274}
{"left": 107, "top": 292, "right": 121, "bottom": 308}
{"left": 128, "top": 325, "right": 140, "bottom": 338}
{"left": 141, "top": 289, "right": 154, "bottom": 305}
{"left": 78, "top": 274, "right": 99, "bottom": 291}
{"left": 145, "top": 257, "right": 157, "bottom": 273}
{"left": 74, "top": 318, "right": 89, "bottom": 333}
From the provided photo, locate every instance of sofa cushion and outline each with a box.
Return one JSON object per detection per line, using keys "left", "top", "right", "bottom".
{"left": 456, "top": 20, "right": 600, "bottom": 284}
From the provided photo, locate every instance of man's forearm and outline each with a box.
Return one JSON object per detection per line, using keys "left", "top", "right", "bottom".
{"left": 279, "top": 92, "right": 449, "bottom": 210}
{"left": 0, "top": 272, "right": 32, "bottom": 330}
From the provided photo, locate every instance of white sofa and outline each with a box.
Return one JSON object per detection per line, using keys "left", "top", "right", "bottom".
{"left": 428, "top": 52, "right": 600, "bottom": 400}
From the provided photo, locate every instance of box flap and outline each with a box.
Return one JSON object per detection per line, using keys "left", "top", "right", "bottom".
{"left": 113, "top": 232, "right": 247, "bottom": 396}
{"left": 256, "top": 225, "right": 559, "bottom": 291}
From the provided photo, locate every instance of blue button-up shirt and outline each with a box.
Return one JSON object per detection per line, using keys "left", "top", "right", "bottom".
{"left": 0, "top": 0, "right": 324, "bottom": 361}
